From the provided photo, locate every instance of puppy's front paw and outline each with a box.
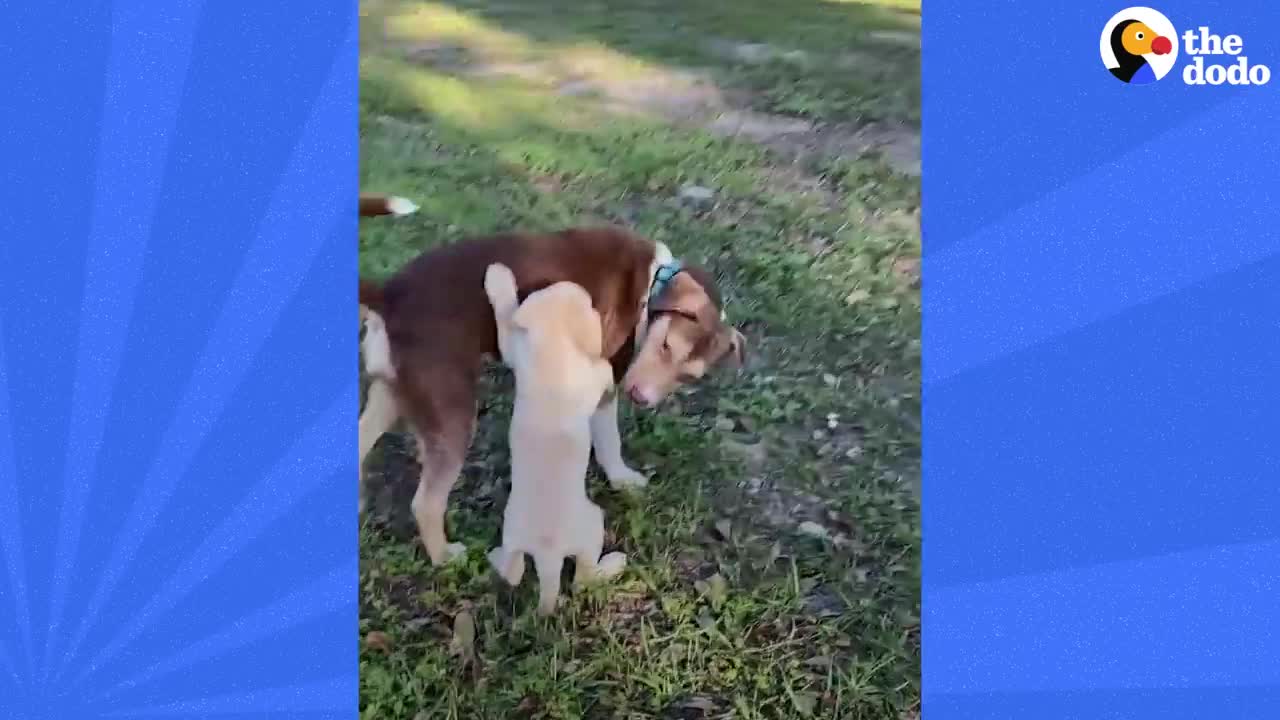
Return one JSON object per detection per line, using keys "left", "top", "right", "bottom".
{"left": 596, "top": 552, "right": 627, "bottom": 580}
{"left": 606, "top": 466, "right": 650, "bottom": 491}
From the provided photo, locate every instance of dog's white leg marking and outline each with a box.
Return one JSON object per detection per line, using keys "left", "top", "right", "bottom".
{"left": 532, "top": 552, "right": 562, "bottom": 616}
{"left": 361, "top": 310, "right": 396, "bottom": 380}
{"left": 359, "top": 311, "right": 399, "bottom": 515}
{"left": 358, "top": 379, "right": 398, "bottom": 514}
{"left": 359, "top": 380, "right": 398, "bottom": 465}
{"left": 411, "top": 434, "right": 467, "bottom": 565}
{"left": 591, "top": 391, "right": 649, "bottom": 490}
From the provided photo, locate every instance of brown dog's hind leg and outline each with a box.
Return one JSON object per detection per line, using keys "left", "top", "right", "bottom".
{"left": 358, "top": 379, "right": 399, "bottom": 513}
{"left": 401, "top": 363, "right": 477, "bottom": 566}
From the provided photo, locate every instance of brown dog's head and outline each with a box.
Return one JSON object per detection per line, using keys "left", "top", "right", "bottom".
{"left": 622, "top": 265, "right": 745, "bottom": 407}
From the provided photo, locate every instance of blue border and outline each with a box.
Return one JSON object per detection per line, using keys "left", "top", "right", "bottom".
{"left": 925, "top": 2, "right": 1280, "bottom": 717}
{"left": 1, "top": 1, "right": 357, "bottom": 716}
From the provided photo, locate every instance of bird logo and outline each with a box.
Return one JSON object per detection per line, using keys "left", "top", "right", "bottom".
{"left": 1101, "top": 8, "right": 1178, "bottom": 84}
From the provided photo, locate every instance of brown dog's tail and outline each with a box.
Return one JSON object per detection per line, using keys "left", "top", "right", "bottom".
{"left": 359, "top": 193, "right": 419, "bottom": 217}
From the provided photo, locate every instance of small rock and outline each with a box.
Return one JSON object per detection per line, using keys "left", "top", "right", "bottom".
{"left": 732, "top": 43, "right": 775, "bottom": 64}
{"left": 797, "top": 521, "right": 829, "bottom": 540}
{"left": 714, "top": 416, "right": 735, "bottom": 432}
{"left": 781, "top": 49, "right": 810, "bottom": 64}
{"left": 679, "top": 184, "right": 715, "bottom": 203}
{"left": 722, "top": 438, "right": 767, "bottom": 467}
{"left": 680, "top": 696, "right": 719, "bottom": 712}
{"left": 822, "top": 373, "right": 838, "bottom": 386}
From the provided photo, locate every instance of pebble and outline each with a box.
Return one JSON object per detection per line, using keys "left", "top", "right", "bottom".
{"left": 797, "top": 521, "right": 829, "bottom": 540}
{"left": 678, "top": 184, "right": 715, "bottom": 202}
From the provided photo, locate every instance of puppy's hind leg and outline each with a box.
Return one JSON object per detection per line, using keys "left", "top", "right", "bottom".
{"left": 532, "top": 552, "right": 563, "bottom": 616}
{"left": 573, "top": 504, "right": 627, "bottom": 587}
{"left": 488, "top": 546, "right": 526, "bottom": 586}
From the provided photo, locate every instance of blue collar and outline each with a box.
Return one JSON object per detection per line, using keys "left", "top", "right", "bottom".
{"left": 649, "top": 259, "right": 683, "bottom": 303}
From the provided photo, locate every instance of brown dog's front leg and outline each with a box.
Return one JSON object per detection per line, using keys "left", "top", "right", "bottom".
{"left": 590, "top": 390, "right": 649, "bottom": 490}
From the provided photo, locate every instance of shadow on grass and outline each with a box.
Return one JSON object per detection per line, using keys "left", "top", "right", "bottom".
{"left": 362, "top": 0, "right": 920, "bottom": 125}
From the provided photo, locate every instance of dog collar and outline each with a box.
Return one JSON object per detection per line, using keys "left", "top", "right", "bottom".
{"left": 648, "top": 259, "right": 683, "bottom": 303}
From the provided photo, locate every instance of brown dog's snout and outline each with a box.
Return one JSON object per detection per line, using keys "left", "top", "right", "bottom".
{"left": 625, "top": 384, "right": 655, "bottom": 407}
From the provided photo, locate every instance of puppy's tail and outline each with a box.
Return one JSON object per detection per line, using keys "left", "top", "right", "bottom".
{"left": 359, "top": 193, "right": 418, "bottom": 217}
{"left": 484, "top": 263, "right": 519, "bottom": 320}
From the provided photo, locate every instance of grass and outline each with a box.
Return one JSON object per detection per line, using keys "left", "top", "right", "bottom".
{"left": 358, "top": 1, "right": 920, "bottom": 718}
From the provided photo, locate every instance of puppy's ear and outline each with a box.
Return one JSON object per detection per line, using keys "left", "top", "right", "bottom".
{"left": 566, "top": 301, "right": 605, "bottom": 358}
{"left": 510, "top": 301, "right": 537, "bottom": 330}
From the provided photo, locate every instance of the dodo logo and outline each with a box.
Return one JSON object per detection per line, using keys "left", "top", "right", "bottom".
{"left": 1102, "top": 7, "right": 1272, "bottom": 86}
{"left": 1101, "top": 7, "right": 1177, "bottom": 84}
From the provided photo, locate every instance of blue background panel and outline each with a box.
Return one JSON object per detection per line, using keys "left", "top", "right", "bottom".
{"left": 1, "top": 0, "right": 357, "bottom": 717}
{"left": 925, "top": 1, "right": 1280, "bottom": 717}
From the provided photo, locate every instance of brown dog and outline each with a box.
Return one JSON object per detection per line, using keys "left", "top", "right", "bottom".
{"left": 358, "top": 223, "right": 745, "bottom": 565}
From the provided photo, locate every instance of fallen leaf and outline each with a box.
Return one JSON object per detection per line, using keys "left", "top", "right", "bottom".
{"left": 695, "top": 573, "right": 729, "bottom": 611}
{"left": 803, "top": 655, "right": 834, "bottom": 669}
{"left": 764, "top": 541, "right": 783, "bottom": 568}
{"left": 450, "top": 611, "right": 476, "bottom": 665}
{"left": 696, "top": 607, "right": 718, "bottom": 630}
{"left": 791, "top": 690, "right": 819, "bottom": 716}
{"left": 845, "top": 288, "right": 871, "bottom": 305}
{"left": 713, "top": 518, "right": 732, "bottom": 541}
{"left": 364, "top": 631, "right": 392, "bottom": 652}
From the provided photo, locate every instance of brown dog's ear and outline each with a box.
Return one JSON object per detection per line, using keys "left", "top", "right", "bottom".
{"left": 649, "top": 272, "right": 712, "bottom": 321}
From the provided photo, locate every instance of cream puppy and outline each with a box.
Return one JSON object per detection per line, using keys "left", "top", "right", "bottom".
{"left": 484, "top": 263, "right": 627, "bottom": 615}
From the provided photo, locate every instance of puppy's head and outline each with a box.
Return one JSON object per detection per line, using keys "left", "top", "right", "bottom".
{"left": 622, "top": 265, "right": 745, "bottom": 407}
{"left": 512, "top": 281, "right": 604, "bottom": 360}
